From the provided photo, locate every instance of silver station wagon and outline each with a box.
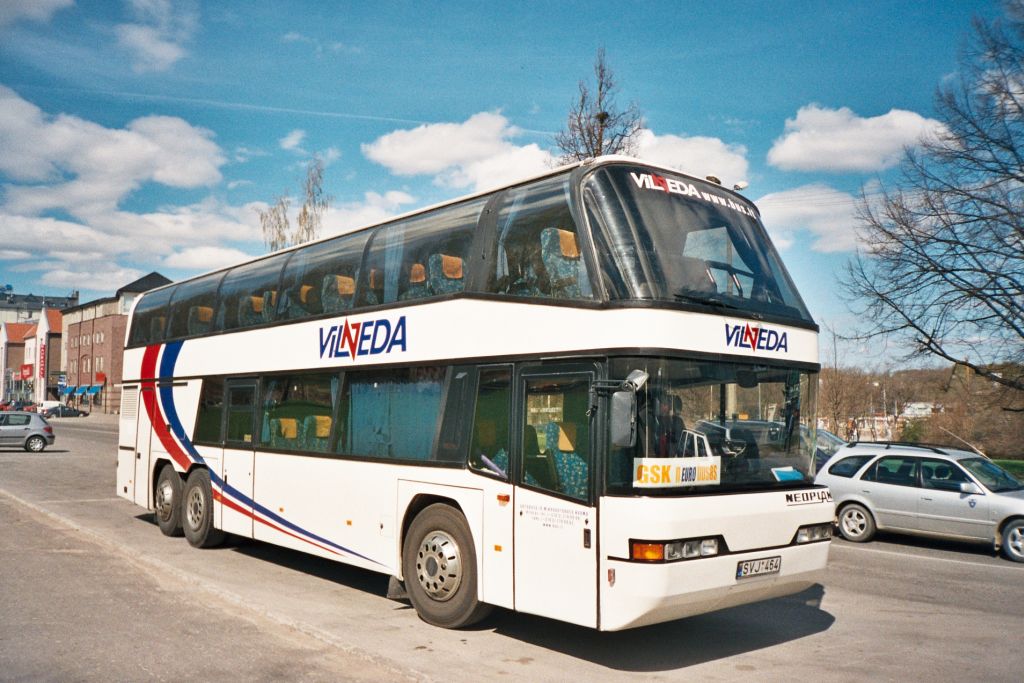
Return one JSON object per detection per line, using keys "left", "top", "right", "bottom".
{"left": 815, "top": 443, "right": 1024, "bottom": 562}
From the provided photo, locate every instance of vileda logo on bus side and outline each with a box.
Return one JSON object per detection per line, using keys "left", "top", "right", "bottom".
{"left": 724, "top": 322, "right": 789, "bottom": 353}
{"left": 318, "top": 316, "right": 407, "bottom": 360}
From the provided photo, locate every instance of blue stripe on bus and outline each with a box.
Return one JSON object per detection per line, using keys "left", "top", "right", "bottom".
{"left": 155, "top": 341, "right": 382, "bottom": 566}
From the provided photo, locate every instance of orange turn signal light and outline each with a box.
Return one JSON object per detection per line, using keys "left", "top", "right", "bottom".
{"left": 631, "top": 542, "right": 664, "bottom": 562}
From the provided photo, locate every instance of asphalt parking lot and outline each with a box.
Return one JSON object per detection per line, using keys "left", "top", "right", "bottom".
{"left": 1, "top": 416, "right": 1021, "bottom": 682}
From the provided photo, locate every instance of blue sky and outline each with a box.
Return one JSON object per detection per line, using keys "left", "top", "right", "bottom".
{"left": 0, "top": 0, "right": 1001, "bottom": 362}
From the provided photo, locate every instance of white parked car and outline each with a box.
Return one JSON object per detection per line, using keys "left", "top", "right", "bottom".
{"left": 815, "top": 442, "right": 1024, "bottom": 562}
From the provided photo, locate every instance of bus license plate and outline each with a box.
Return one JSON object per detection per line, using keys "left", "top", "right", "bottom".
{"left": 736, "top": 556, "right": 781, "bottom": 579}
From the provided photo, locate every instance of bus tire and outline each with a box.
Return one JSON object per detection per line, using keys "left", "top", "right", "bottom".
{"left": 155, "top": 464, "right": 184, "bottom": 537}
{"left": 403, "top": 504, "right": 492, "bottom": 629}
{"left": 183, "top": 468, "right": 225, "bottom": 549}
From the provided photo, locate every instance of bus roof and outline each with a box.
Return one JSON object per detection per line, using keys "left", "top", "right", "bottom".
{"left": 145, "top": 155, "right": 758, "bottom": 295}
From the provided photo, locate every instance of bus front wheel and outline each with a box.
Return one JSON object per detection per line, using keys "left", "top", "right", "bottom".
{"left": 183, "top": 468, "right": 225, "bottom": 549}
{"left": 402, "top": 504, "right": 491, "bottom": 628}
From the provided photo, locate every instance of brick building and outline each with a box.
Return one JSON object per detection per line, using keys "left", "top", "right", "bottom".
{"left": 61, "top": 273, "right": 171, "bottom": 414}
{"left": 0, "top": 321, "right": 34, "bottom": 401}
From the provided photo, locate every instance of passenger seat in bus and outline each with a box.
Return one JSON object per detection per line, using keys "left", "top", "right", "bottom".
{"left": 302, "top": 414, "right": 332, "bottom": 452}
{"left": 540, "top": 228, "right": 582, "bottom": 298}
{"left": 261, "top": 290, "right": 278, "bottom": 322}
{"left": 322, "top": 274, "right": 356, "bottom": 312}
{"left": 269, "top": 417, "right": 299, "bottom": 450}
{"left": 399, "top": 263, "right": 428, "bottom": 300}
{"left": 523, "top": 424, "right": 556, "bottom": 489}
{"left": 238, "top": 295, "right": 265, "bottom": 327}
{"left": 428, "top": 254, "right": 465, "bottom": 295}
{"left": 546, "top": 421, "right": 588, "bottom": 499}
{"left": 286, "top": 284, "right": 320, "bottom": 318}
{"left": 363, "top": 269, "right": 384, "bottom": 305}
{"left": 149, "top": 316, "right": 166, "bottom": 340}
{"left": 187, "top": 306, "right": 214, "bottom": 335}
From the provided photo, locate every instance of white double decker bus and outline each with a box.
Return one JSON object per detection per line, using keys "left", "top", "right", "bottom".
{"left": 116, "top": 156, "right": 832, "bottom": 631}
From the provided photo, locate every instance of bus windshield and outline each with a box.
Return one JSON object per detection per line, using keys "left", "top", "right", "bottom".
{"left": 607, "top": 357, "right": 818, "bottom": 495}
{"left": 583, "top": 164, "right": 813, "bottom": 324}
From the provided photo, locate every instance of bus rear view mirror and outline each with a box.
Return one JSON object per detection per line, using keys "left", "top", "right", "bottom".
{"left": 736, "top": 370, "right": 759, "bottom": 388}
{"left": 611, "top": 390, "right": 637, "bottom": 448}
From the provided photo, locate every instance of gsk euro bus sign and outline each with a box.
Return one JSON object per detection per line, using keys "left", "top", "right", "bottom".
{"left": 319, "top": 316, "right": 407, "bottom": 360}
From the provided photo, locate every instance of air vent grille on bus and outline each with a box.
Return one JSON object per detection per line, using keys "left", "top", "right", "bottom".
{"left": 121, "top": 387, "right": 138, "bottom": 419}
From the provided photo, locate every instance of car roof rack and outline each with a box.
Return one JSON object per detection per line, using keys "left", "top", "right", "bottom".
{"left": 848, "top": 441, "right": 949, "bottom": 455}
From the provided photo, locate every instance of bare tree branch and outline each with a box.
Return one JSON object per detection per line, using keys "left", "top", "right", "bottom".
{"left": 554, "top": 48, "right": 643, "bottom": 164}
{"left": 257, "top": 156, "right": 332, "bottom": 252}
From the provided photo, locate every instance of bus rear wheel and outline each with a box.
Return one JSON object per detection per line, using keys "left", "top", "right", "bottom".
{"left": 402, "top": 504, "right": 491, "bottom": 629}
{"left": 155, "top": 464, "right": 184, "bottom": 537}
{"left": 183, "top": 468, "right": 225, "bottom": 549}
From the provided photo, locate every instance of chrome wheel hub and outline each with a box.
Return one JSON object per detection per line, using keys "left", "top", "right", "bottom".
{"left": 415, "top": 530, "right": 462, "bottom": 601}
{"left": 842, "top": 510, "right": 866, "bottom": 537}
{"left": 155, "top": 479, "right": 175, "bottom": 522}
{"left": 185, "top": 486, "right": 204, "bottom": 530}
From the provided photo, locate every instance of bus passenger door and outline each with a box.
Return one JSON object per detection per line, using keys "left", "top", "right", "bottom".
{"left": 220, "top": 379, "right": 257, "bottom": 537}
{"left": 133, "top": 385, "right": 155, "bottom": 508}
{"left": 513, "top": 368, "right": 598, "bottom": 628}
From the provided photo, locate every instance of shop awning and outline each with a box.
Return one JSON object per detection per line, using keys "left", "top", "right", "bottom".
{"left": 75, "top": 386, "right": 88, "bottom": 395}
{"left": 62, "top": 385, "right": 77, "bottom": 395}
{"left": 87, "top": 385, "right": 102, "bottom": 395}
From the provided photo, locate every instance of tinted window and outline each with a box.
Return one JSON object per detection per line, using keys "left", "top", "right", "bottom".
{"left": 128, "top": 286, "right": 175, "bottom": 346}
{"left": 583, "top": 165, "right": 812, "bottom": 322}
{"left": 469, "top": 366, "right": 512, "bottom": 478}
{"left": 7, "top": 414, "right": 30, "bottom": 426}
{"left": 357, "top": 200, "right": 483, "bottom": 307}
{"left": 828, "top": 454, "right": 873, "bottom": 478}
{"left": 194, "top": 378, "right": 224, "bottom": 443}
{"left": 523, "top": 374, "right": 591, "bottom": 501}
{"left": 225, "top": 384, "right": 256, "bottom": 445}
{"left": 260, "top": 373, "right": 338, "bottom": 453}
{"left": 920, "top": 458, "right": 971, "bottom": 491}
{"left": 166, "top": 273, "right": 225, "bottom": 339}
{"left": 336, "top": 367, "right": 444, "bottom": 460}
{"left": 218, "top": 255, "right": 287, "bottom": 331}
{"left": 487, "top": 175, "right": 593, "bottom": 301}
{"left": 278, "top": 231, "right": 370, "bottom": 321}
{"left": 863, "top": 456, "right": 919, "bottom": 487}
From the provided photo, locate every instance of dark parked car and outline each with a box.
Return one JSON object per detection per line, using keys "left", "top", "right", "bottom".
{"left": 42, "top": 405, "right": 89, "bottom": 418}
{"left": 0, "top": 411, "right": 55, "bottom": 452}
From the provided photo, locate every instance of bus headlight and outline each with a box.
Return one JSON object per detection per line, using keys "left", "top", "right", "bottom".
{"left": 631, "top": 537, "right": 723, "bottom": 562}
{"left": 795, "top": 523, "right": 832, "bottom": 543}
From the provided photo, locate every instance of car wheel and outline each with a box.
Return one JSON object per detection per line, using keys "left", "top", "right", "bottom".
{"left": 1001, "top": 519, "right": 1024, "bottom": 563}
{"left": 24, "top": 435, "right": 46, "bottom": 453}
{"left": 154, "top": 464, "right": 184, "bottom": 537}
{"left": 838, "top": 503, "right": 876, "bottom": 542}
{"left": 182, "top": 469, "right": 225, "bottom": 549}
{"left": 402, "top": 504, "right": 492, "bottom": 628}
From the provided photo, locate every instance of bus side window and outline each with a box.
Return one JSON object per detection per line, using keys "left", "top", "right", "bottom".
{"left": 489, "top": 176, "right": 593, "bottom": 301}
{"left": 193, "top": 377, "right": 225, "bottom": 444}
{"left": 468, "top": 366, "right": 512, "bottom": 477}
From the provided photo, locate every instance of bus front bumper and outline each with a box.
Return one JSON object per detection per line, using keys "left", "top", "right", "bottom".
{"left": 598, "top": 540, "right": 829, "bottom": 631}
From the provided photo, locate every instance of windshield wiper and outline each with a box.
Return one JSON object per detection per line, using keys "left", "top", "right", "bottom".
{"left": 673, "top": 292, "right": 743, "bottom": 311}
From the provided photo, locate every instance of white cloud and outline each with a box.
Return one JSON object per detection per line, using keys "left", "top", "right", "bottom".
{"left": 755, "top": 183, "right": 861, "bottom": 253}
{"left": 279, "top": 129, "right": 306, "bottom": 152}
{"left": 0, "top": 0, "right": 73, "bottom": 27}
{"left": 163, "top": 245, "right": 254, "bottom": 270}
{"left": 320, "top": 190, "right": 417, "bottom": 236}
{"left": 115, "top": 0, "right": 197, "bottom": 73}
{"left": 636, "top": 129, "right": 749, "bottom": 188}
{"left": 0, "top": 85, "right": 225, "bottom": 218}
{"left": 767, "top": 104, "right": 944, "bottom": 172}
{"left": 362, "top": 112, "right": 554, "bottom": 192}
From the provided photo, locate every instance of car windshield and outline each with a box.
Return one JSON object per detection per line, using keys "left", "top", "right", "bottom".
{"left": 607, "top": 356, "right": 818, "bottom": 495}
{"left": 583, "top": 164, "right": 813, "bottom": 324}
{"left": 960, "top": 458, "right": 1024, "bottom": 492}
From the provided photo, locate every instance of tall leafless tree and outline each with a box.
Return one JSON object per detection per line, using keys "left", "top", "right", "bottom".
{"left": 259, "top": 156, "right": 331, "bottom": 252}
{"left": 843, "top": 3, "right": 1024, "bottom": 409}
{"left": 555, "top": 48, "right": 643, "bottom": 164}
